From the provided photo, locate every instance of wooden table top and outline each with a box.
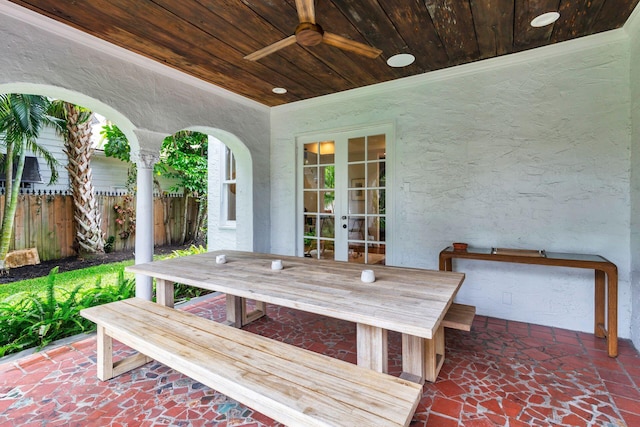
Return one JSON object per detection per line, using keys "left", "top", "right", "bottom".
{"left": 126, "top": 250, "right": 466, "bottom": 339}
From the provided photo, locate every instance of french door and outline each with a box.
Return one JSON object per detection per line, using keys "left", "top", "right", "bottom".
{"left": 298, "top": 125, "right": 390, "bottom": 264}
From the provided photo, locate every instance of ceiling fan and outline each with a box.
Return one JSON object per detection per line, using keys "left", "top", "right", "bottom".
{"left": 244, "top": 0, "right": 382, "bottom": 61}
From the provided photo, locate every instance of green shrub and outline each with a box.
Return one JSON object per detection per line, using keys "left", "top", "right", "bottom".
{"left": 0, "top": 267, "right": 135, "bottom": 357}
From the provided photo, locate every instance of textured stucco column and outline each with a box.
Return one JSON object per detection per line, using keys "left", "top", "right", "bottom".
{"left": 131, "top": 130, "right": 165, "bottom": 300}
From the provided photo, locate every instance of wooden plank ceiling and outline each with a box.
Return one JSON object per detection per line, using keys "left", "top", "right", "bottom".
{"left": 8, "top": 0, "right": 640, "bottom": 106}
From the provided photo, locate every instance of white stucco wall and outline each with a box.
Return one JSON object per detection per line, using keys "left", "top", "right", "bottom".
{"left": 628, "top": 11, "right": 640, "bottom": 349}
{"left": 0, "top": 3, "right": 270, "bottom": 252}
{"left": 271, "top": 33, "right": 633, "bottom": 338}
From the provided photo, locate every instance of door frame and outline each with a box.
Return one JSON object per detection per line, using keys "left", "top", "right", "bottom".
{"left": 295, "top": 122, "right": 395, "bottom": 264}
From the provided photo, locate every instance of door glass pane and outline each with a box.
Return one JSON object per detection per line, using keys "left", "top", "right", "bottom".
{"left": 304, "top": 143, "right": 318, "bottom": 165}
{"left": 304, "top": 191, "right": 318, "bottom": 213}
{"left": 320, "top": 166, "right": 334, "bottom": 189}
{"left": 367, "top": 162, "right": 383, "bottom": 187}
{"left": 348, "top": 137, "right": 365, "bottom": 162}
{"left": 367, "top": 134, "right": 385, "bottom": 160}
{"left": 348, "top": 163, "right": 365, "bottom": 183}
{"left": 320, "top": 191, "right": 335, "bottom": 213}
{"left": 303, "top": 166, "right": 318, "bottom": 189}
{"left": 319, "top": 215, "right": 335, "bottom": 238}
{"left": 319, "top": 141, "right": 335, "bottom": 164}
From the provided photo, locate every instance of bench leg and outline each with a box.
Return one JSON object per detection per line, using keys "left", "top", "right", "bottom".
{"left": 356, "top": 323, "right": 388, "bottom": 373}
{"left": 96, "top": 325, "right": 153, "bottom": 381}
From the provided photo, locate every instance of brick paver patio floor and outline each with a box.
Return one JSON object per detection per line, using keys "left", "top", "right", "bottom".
{"left": 1, "top": 293, "right": 639, "bottom": 426}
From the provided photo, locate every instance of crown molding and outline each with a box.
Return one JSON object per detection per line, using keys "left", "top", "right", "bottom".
{"left": 0, "top": 0, "right": 268, "bottom": 113}
{"left": 273, "top": 27, "right": 629, "bottom": 113}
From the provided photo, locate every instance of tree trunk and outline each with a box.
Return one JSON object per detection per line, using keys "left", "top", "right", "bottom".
{"left": 193, "top": 197, "right": 207, "bottom": 245}
{"left": 63, "top": 104, "right": 105, "bottom": 256}
{"left": 0, "top": 151, "right": 26, "bottom": 271}
{"left": 163, "top": 196, "right": 172, "bottom": 245}
{"left": 179, "top": 192, "right": 189, "bottom": 245}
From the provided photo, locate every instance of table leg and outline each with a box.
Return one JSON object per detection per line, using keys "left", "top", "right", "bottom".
{"left": 594, "top": 270, "right": 605, "bottom": 338}
{"left": 156, "top": 279, "right": 175, "bottom": 308}
{"left": 242, "top": 300, "right": 267, "bottom": 325}
{"left": 401, "top": 334, "right": 425, "bottom": 384}
{"left": 356, "top": 323, "right": 388, "bottom": 374}
{"left": 607, "top": 269, "right": 618, "bottom": 357}
{"left": 439, "top": 255, "right": 452, "bottom": 271}
{"left": 225, "top": 295, "right": 244, "bottom": 328}
{"left": 424, "top": 325, "right": 445, "bottom": 383}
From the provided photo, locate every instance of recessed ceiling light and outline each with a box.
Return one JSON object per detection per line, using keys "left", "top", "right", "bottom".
{"left": 530, "top": 12, "right": 560, "bottom": 27}
{"left": 386, "top": 53, "right": 415, "bottom": 68}
{"left": 272, "top": 87, "right": 287, "bottom": 94}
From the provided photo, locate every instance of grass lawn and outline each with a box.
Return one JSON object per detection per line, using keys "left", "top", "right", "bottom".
{"left": 0, "top": 260, "right": 136, "bottom": 302}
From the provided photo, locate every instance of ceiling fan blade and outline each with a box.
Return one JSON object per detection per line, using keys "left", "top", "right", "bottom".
{"left": 244, "top": 35, "right": 297, "bottom": 61}
{"left": 322, "top": 32, "right": 382, "bottom": 59}
{"left": 295, "top": 0, "right": 315, "bottom": 23}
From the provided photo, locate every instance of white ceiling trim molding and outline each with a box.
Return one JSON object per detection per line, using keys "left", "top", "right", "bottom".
{"left": 0, "top": 0, "right": 268, "bottom": 112}
{"left": 273, "top": 27, "right": 630, "bottom": 113}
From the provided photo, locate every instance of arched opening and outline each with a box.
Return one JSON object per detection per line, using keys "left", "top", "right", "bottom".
{"left": 0, "top": 83, "right": 145, "bottom": 261}
{"left": 186, "top": 126, "right": 254, "bottom": 252}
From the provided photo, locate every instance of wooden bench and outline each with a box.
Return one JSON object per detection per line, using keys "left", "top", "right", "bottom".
{"left": 442, "top": 303, "right": 476, "bottom": 331}
{"left": 80, "top": 298, "right": 423, "bottom": 427}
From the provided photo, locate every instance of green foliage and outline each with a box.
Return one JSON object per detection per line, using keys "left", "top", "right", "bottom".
{"left": 101, "top": 125, "right": 208, "bottom": 199}
{"left": 158, "top": 131, "right": 208, "bottom": 198}
{"left": 0, "top": 267, "right": 135, "bottom": 357}
{"left": 103, "top": 236, "right": 116, "bottom": 253}
{"left": 101, "top": 123, "right": 131, "bottom": 162}
{"left": 166, "top": 244, "right": 207, "bottom": 259}
{"left": 0, "top": 260, "right": 135, "bottom": 301}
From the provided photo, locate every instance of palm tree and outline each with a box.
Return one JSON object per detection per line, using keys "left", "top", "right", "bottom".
{"left": 50, "top": 101, "right": 105, "bottom": 256}
{"left": 0, "top": 94, "right": 60, "bottom": 272}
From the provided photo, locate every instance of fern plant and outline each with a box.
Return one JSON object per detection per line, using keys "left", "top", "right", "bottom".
{"left": 0, "top": 267, "right": 135, "bottom": 357}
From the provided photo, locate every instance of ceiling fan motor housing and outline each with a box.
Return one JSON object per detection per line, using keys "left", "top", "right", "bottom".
{"left": 295, "top": 22, "right": 324, "bottom": 46}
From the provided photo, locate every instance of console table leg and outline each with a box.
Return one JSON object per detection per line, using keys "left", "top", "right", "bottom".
{"left": 594, "top": 270, "right": 605, "bottom": 338}
{"left": 607, "top": 270, "right": 618, "bottom": 357}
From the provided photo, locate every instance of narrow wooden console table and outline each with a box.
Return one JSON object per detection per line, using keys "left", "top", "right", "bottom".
{"left": 439, "top": 246, "right": 619, "bottom": 357}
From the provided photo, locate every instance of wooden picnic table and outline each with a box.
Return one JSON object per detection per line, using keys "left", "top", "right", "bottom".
{"left": 126, "top": 250, "right": 465, "bottom": 383}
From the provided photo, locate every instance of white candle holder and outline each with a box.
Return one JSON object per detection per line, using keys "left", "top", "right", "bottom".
{"left": 216, "top": 254, "right": 227, "bottom": 264}
{"left": 361, "top": 269, "right": 375, "bottom": 283}
{"left": 271, "top": 259, "right": 283, "bottom": 270}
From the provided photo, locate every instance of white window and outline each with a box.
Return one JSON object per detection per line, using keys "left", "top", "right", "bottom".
{"left": 221, "top": 145, "right": 236, "bottom": 226}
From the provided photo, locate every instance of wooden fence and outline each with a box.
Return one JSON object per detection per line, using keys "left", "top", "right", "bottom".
{"left": 0, "top": 190, "right": 200, "bottom": 261}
